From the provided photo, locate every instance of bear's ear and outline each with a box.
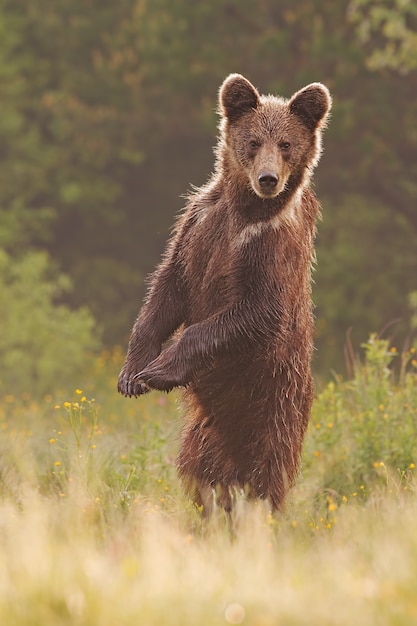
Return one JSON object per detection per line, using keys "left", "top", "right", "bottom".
{"left": 289, "top": 83, "right": 332, "bottom": 131}
{"left": 219, "top": 74, "right": 260, "bottom": 123}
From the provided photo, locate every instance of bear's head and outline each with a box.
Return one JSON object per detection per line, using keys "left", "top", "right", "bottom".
{"left": 218, "top": 74, "right": 332, "bottom": 200}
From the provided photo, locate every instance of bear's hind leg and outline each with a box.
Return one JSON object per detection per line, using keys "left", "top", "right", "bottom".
{"left": 194, "top": 483, "right": 216, "bottom": 518}
{"left": 189, "top": 481, "right": 235, "bottom": 519}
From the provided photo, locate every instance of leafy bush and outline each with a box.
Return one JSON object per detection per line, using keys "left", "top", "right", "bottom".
{"left": 304, "top": 334, "right": 417, "bottom": 500}
{"left": 0, "top": 249, "right": 99, "bottom": 397}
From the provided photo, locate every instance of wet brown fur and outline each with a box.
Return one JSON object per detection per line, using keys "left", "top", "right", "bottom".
{"left": 118, "top": 74, "right": 332, "bottom": 513}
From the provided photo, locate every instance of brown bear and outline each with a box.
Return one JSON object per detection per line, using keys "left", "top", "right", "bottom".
{"left": 118, "top": 73, "right": 331, "bottom": 514}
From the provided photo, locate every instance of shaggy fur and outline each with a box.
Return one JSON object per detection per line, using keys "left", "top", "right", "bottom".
{"left": 118, "top": 74, "right": 332, "bottom": 513}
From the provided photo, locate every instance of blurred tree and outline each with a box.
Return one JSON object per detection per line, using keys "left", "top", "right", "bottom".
{"left": 0, "top": 1, "right": 146, "bottom": 341}
{"left": 410, "top": 292, "right": 417, "bottom": 335}
{"left": 348, "top": 0, "right": 417, "bottom": 72}
{"left": 0, "top": 7, "right": 56, "bottom": 251}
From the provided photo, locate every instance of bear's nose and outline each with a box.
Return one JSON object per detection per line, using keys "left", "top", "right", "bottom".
{"left": 258, "top": 171, "right": 278, "bottom": 189}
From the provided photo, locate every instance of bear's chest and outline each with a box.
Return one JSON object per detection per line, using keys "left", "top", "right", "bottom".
{"left": 180, "top": 206, "right": 311, "bottom": 325}
{"left": 182, "top": 217, "right": 237, "bottom": 320}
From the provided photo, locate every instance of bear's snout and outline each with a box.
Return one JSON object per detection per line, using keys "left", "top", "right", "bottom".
{"left": 258, "top": 170, "right": 279, "bottom": 192}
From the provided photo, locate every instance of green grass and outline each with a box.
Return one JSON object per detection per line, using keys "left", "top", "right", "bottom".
{"left": 1, "top": 337, "right": 417, "bottom": 625}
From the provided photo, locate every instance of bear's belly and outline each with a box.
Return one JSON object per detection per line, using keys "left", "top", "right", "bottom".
{"left": 177, "top": 344, "right": 313, "bottom": 508}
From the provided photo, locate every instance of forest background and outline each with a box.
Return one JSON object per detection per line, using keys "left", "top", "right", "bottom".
{"left": 0, "top": 0, "right": 416, "bottom": 397}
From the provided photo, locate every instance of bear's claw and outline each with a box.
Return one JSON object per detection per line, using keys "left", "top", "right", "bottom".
{"left": 117, "top": 375, "right": 150, "bottom": 397}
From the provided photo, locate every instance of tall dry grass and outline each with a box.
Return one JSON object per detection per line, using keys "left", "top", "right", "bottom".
{"left": 0, "top": 337, "right": 416, "bottom": 625}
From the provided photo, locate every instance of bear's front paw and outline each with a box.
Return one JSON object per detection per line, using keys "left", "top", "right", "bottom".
{"left": 135, "top": 346, "right": 189, "bottom": 393}
{"left": 117, "top": 371, "right": 151, "bottom": 397}
{"left": 133, "top": 368, "right": 178, "bottom": 393}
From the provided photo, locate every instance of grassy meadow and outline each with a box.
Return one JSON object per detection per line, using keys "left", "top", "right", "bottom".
{"left": 1, "top": 337, "right": 417, "bottom": 625}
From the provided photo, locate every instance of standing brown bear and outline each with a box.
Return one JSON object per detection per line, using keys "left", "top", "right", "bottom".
{"left": 118, "top": 74, "right": 331, "bottom": 514}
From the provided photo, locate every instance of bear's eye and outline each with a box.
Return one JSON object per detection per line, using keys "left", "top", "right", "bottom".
{"left": 249, "top": 139, "right": 260, "bottom": 150}
{"left": 281, "top": 142, "right": 291, "bottom": 151}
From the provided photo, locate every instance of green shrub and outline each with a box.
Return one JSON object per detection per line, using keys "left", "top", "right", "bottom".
{"left": 0, "top": 249, "right": 99, "bottom": 398}
{"left": 304, "top": 334, "right": 417, "bottom": 500}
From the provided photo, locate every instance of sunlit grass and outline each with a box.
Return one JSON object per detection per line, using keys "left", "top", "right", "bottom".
{"left": 0, "top": 337, "right": 417, "bottom": 624}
